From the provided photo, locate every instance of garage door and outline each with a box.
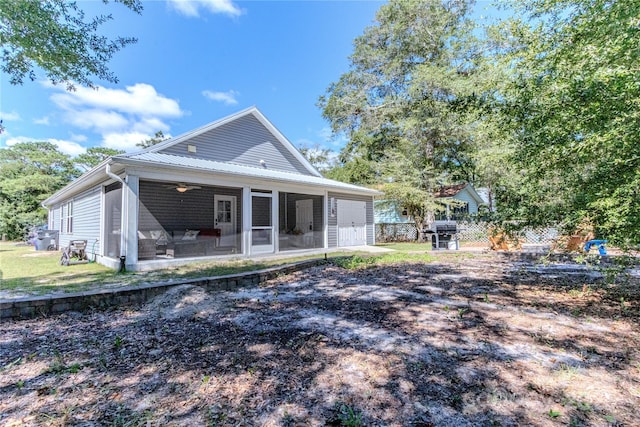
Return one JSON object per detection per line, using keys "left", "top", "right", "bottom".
{"left": 338, "top": 200, "right": 367, "bottom": 247}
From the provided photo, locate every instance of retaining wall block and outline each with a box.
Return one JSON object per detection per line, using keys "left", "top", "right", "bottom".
{"left": 1, "top": 258, "right": 326, "bottom": 320}
{"left": 20, "top": 306, "right": 36, "bottom": 318}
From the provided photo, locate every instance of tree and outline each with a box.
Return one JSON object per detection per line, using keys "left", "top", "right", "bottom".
{"left": 319, "top": 0, "right": 487, "bottom": 241}
{"left": 298, "top": 143, "right": 338, "bottom": 173}
{"left": 494, "top": 0, "right": 640, "bottom": 246}
{"left": 0, "top": 0, "right": 142, "bottom": 90}
{"left": 0, "top": 142, "right": 80, "bottom": 239}
{"left": 137, "top": 130, "right": 169, "bottom": 149}
{"left": 75, "top": 147, "right": 125, "bottom": 171}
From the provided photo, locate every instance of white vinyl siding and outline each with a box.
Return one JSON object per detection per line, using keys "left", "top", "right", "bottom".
{"left": 160, "top": 114, "right": 312, "bottom": 175}
{"left": 57, "top": 187, "right": 101, "bottom": 257}
{"left": 454, "top": 188, "right": 480, "bottom": 214}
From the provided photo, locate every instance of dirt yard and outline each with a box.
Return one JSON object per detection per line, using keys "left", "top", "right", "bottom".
{"left": 1, "top": 253, "right": 639, "bottom": 426}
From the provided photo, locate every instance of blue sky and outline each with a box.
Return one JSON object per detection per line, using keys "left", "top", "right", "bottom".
{"left": 0, "top": 0, "right": 500, "bottom": 157}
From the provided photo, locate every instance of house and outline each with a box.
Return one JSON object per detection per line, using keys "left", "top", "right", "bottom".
{"left": 374, "top": 183, "right": 485, "bottom": 248}
{"left": 374, "top": 183, "right": 485, "bottom": 224}
{"left": 43, "top": 107, "right": 381, "bottom": 271}
{"left": 432, "top": 183, "right": 485, "bottom": 221}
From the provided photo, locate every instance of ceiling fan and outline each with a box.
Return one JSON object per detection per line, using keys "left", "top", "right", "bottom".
{"left": 164, "top": 183, "right": 202, "bottom": 193}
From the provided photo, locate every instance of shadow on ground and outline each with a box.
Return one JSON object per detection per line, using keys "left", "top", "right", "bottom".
{"left": 1, "top": 253, "right": 639, "bottom": 426}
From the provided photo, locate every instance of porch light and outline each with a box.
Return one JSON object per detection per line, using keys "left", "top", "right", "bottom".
{"left": 176, "top": 186, "right": 188, "bottom": 193}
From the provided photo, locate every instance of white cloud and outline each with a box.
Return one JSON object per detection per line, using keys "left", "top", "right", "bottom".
{"left": 44, "top": 81, "right": 184, "bottom": 152}
{"left": 51, "top": 83, "right": 182, "bottom": 118}
{"left": 66, "top": 109, "right": 129, "bottom": 132}
{"left": 0, "top": 111, "right": 20, "bottom": 121}
{"left": 168, "top": 0, "right": 243, "bottom": 17}
{"left": 202, "top": 89, "right": 239, "bottom": 105}
{"left": 53, "top": 139, "right": 87, "bottom": 156}
{"left": 132, "top": 117, "right": 170, "bottom": 134}
{"left": 5, "top": 136, "right": 86, "bottom": 156}
{"left": 70, "top": 133, "right": 87, "bottom": 142}
{"left": 101, "top": 132, "right": 152, "bottom": 151}
{"left": 34, "top": 116, "right": 50, "bottom": 125}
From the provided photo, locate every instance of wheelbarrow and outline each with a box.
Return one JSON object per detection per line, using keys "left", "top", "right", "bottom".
{"left": 60, "top": 240, "right": 89, "bottom": 266}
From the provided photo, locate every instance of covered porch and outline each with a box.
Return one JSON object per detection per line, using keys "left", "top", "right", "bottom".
{"left": 103, "top": 178, "right": 327, "bottom": 270}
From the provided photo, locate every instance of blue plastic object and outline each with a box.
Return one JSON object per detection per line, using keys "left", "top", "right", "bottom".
{"left": 584, "top": 239, "right": 608, "bottom": 255}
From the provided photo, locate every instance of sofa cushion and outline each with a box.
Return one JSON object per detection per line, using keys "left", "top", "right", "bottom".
{"left": 150, "top": 229, "right": 170, "bottom": 244}
{"left": 182, "top": 230, "right": 200, "bottom": 241}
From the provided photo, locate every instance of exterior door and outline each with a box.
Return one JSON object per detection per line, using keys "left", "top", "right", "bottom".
{"left": 295, "top": 199, "right": 313, "bottom": 233}
{"left": 214, "top": 195, "right": 236, "bottom": 247}
{"left": 251, "top": 193, "right": 274, "bottom": 254}
{"left": 338, "top": 200, "right": 367, "bottom": 246}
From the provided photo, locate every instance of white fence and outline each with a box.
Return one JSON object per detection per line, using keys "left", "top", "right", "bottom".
{"left": 376, "top": 222, "right": 559, "bottom": 244}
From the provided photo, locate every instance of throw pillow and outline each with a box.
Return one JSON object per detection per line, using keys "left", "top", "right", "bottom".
{"left": 182, "top": 230, "right": 200, "bottom": 241}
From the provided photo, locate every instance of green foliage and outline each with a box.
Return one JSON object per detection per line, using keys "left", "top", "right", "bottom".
{"left": 0, "top": 0, "right": 142, "bottom": 89}
{"left": 298, "top": 143, "right": 337, "bottom": 173}
{"left": 493, "top": 0, "right": 640, "bottom": 246}
{"left": 547, "top": 409, "right": 561, "bottom": 418}
{"left": 319, "top": 0, "right": 495, "bottom": 240}
{"left": 75, "top": 147, "right": 124, "bottom": 171}
{"left": 0, "top": 141, "right": 80, "bottom": 239}
{"left": 136, "top": 130, "right": 169, "bottom": 149}
{"left": 333, "top": 402, "right": 363, "bottom": 427}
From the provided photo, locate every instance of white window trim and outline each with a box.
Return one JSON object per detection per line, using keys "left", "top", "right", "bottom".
{"left": 61, "top": 201, "right": 73, "bottom": 234}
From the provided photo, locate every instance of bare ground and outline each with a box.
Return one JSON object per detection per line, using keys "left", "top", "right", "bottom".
{"left": 1, "top": 253, "right": 639, "bottom": 426}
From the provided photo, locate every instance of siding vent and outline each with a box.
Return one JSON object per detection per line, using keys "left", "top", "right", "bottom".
{"left": 187, "top": 144, "right": 197, "bottom": 153}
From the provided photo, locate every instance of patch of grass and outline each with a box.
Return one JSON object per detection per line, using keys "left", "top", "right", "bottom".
{"left": 0, "top": 242, "right": 117, "bottom": 294}
{"left": 333, "top": 402, "right": 363, "bottom": 427}
{"left": 547, "top": 408, "right": 561, "bottom": 418}
{"left": 333, "top": 252, "right": 436, "bottom": 270}
{"left": 113, "top": 335, "right": 124, "bottom": 350}
{"left": 1, "top": 240, "right": 481, "bottom": 298}
{"left": 556, "top": 363, "right": 579, "bottom": 380}
{"left": 102, "top": 403, "right": 152, "bottom": 427}
{"left": 44, "top": 353, "right": 82, "bottom": 375}
{"left": 0, "top": 241, "right": 344, "bottom": 296}
{"left": 375, "top": 242, "right": 432, "bottom": 251}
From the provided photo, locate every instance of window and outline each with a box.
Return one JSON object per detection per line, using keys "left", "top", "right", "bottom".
{"left": 61, "top": 201, "right": 73, "bottom": 233}
{"left": 452, "top": 202, "right": 469, "bottom": 220}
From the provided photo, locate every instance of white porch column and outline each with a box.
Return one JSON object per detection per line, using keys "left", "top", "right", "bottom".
{"left": 122, "top": 175, "right": 139, "bottom": 267}
{"left": 272, "top": 190, "right": 279, "bottom": 253}
{"left": 323, "top": 191, "right": 329, "bottom": 249}
{"left": 242, "top": 186, "right": 251, "bottom": 256}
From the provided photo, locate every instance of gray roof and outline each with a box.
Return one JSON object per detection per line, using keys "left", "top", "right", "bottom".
{"left": 116, "top": 152, "right": 382, "bottom": 195}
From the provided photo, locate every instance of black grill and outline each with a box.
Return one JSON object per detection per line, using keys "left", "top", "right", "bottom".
{"left": 435, "top": 224, "right": 457, "bottom": 234}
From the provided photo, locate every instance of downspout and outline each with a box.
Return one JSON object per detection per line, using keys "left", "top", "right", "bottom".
{"left": 105, "top": 163, "right": 124, "bottom": 185}
{"left": 106, "top": 164, "right": 127, "bottom": 266}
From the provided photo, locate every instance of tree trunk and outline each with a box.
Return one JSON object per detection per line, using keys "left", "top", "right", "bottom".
{"left": 414, "top": 215, "right": 430, "bottom": 243}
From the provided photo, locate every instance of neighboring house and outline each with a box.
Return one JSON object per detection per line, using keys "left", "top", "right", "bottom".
{"left": 432, "top": 183, "right": 485, "bottom": 221}
{"left": 374, "top": 183, "right": 485, "bottom": 248}
{"left": 43, "top": 107, "right": 381, "bottom": 271}
{"left": 374, "top": 183, "right": 485, "bottom": 224}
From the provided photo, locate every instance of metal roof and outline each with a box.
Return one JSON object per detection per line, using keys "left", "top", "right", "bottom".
{"left": 116, "top": 152, "right": 382, "bottom": 195}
